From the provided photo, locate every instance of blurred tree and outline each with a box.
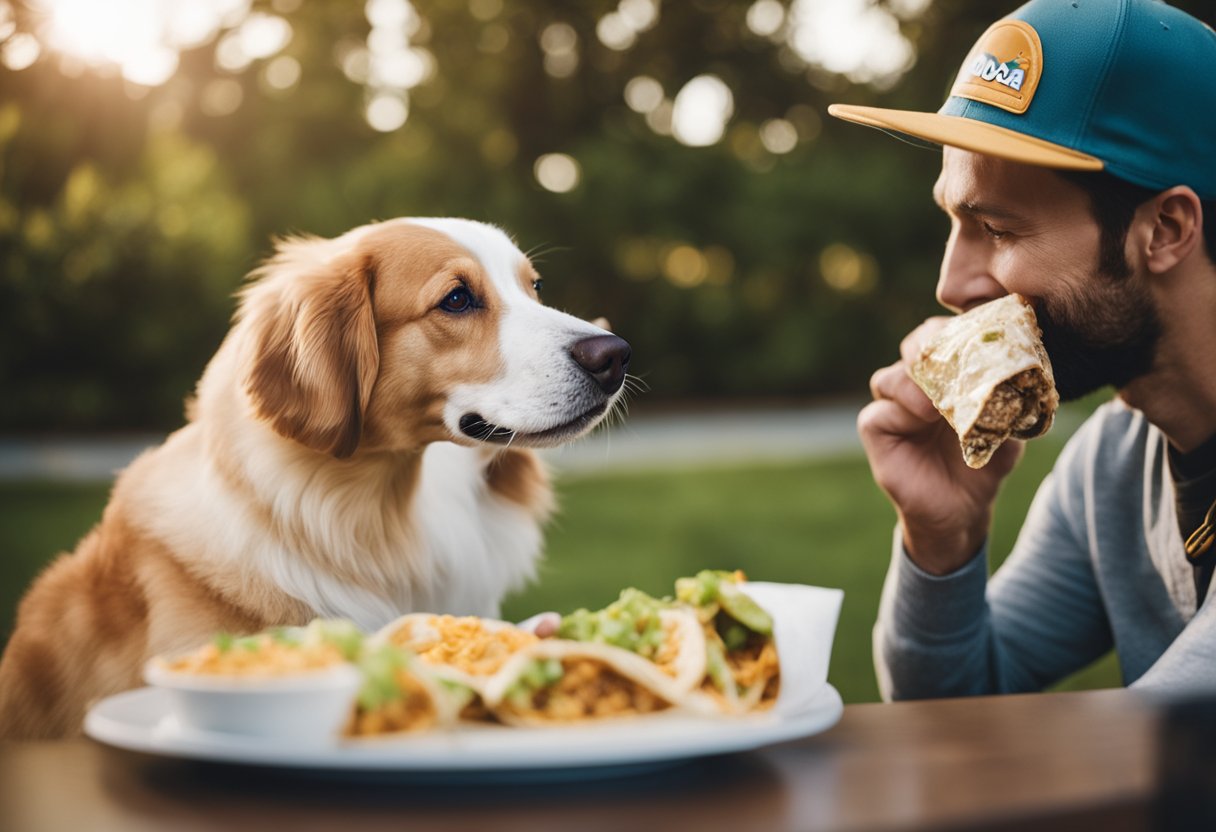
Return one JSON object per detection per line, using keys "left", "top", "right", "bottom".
{"left": 0, "top": 0, "right": 1210, "bottom": 431}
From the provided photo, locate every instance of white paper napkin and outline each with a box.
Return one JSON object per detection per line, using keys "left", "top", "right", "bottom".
{"left": 739, "top": 582, "right": 844, "bottom": 715}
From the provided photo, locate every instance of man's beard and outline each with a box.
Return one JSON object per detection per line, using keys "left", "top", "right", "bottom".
{"left": 1034, "top": 272, "right": 1162, "bottom": 402}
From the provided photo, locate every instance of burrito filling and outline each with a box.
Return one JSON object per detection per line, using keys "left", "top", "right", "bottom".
{"left": 909, "top": 294, "right": 1058, "bottom": 469}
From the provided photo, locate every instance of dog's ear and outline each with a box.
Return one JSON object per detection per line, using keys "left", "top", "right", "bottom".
{"left": 241, "top": 240, "right": 379, "bottom": 459}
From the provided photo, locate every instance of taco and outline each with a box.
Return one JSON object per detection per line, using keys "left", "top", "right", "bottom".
{"left": 675, "top": 570, "right": 780, "bottom": 713}
{"left": 374, "top": 613, "right": 539, "bottom": 681}
{"left": 557, "top": 588, "right": 707, "bottom": 694}
{"left": 908, "top": 293, "right": 1058, "bottom": 469}
{"left": 372, "top": 613, "right": 541, "bottom": 720}
{"left": 480, "top": 639, "right": 687, "bottom": 726}
{"left": 345, "top": 643, "right": 472, "bottom": 737}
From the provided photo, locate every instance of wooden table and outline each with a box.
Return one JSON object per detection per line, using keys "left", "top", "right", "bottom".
{"left": 0, "top": 689, "right": 1165, "bottom": 832}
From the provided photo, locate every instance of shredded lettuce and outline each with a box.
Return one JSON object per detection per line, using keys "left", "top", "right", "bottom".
{"left": 356, "top": 644, "right": 409, "bottom": 711}
{"left": 558, "top": 588, "right": 670, "bottom": 658}
{"left": 506, "top": 658, "right": 565, "bottom": 706}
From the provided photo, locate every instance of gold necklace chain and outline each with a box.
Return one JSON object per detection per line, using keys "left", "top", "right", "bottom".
{"left": 1185, "top": 497, "right": 1216, "bottom": 561}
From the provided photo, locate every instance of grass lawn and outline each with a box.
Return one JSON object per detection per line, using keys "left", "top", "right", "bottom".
{"left": 0, "top": 435, "right": 1121, "bottom": 704}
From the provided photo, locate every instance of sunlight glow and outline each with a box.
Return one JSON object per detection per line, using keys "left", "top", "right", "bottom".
{"left": 237, "top": 13, "right": 292, "bottom": 60}
{"left": 663, "top": 244, "right": 709, "bottom": 288}
{"left": 534, "top": 153, "right": 581, "bottom": 193}
{"left": 787, "top": 0, "right": 930, "bottom": 86}
{"left": 263, "top": 55, "right": 301, "bottom": 91}
{"left": 31, "top": 0, "right": 254, "bottom": 86}
{"left": 759, "top": 118, "right": 798, "bottom": 154}
{"left": 820, "top": 243, "right": 878, "bottom": 294}
{"left": 595, "top": 0, "right": 658, "bottom": 52}
{"left": 360, "top": 0, "right": 429, "bottom": 129}
{"left": 671, "top": 75, "right": 733, "bottom": 148}
{"left": 540, "top": 22, "right": 578, "bottom": 79}
{"left": 746, "top": 0, "right": 785, "bottom": 38}
{"left": 1, "top": 33, "right": 40, "bottom": 71}
{"left": 624, "top": 75, "right": 664, "bottom": 114}
{"left": 366, "top": 92, "right": 409, "bottom": 132}
{"left": 0, "top": 2, "right": 14, "bottom": 42}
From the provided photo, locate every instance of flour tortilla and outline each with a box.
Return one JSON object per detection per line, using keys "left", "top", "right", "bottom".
{"left": 371, "top": 613, "right": 538, "bottom": 692}
{"left": 650, "top": 608, "right": 710, "bottom": 694}
{"left": 909, "top": 294, "right": 1058, "bottom": 468}
{"left": 345, "top": 647, "right": 470, "bottom": 737}
{"left": 481, "top": 639, "right": 689, "bottom": 726}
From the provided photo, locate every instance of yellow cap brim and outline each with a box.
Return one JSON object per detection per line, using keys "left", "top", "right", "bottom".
{"left": 827, "top": 104, "right": 1104, "bottom": 171}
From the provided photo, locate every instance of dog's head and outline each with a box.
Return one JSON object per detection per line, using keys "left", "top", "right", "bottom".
{"left": 236, "top": 218, "right": 630, "bottom": 458}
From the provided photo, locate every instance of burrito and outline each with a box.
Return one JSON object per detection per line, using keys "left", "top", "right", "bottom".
{"left": 908, "top": 294, "right": 1058, "bottom": 469}
{"left": 675, "top": 570, "right": 780, "bottom": 713}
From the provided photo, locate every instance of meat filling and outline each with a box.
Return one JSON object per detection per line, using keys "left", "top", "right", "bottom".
{"left": 504, "top": 659, "right": 672, "bottom": 721}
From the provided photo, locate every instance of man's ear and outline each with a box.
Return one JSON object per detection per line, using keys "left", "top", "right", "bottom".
{"left": 1142, "top": 186, "right": 1203, "bottom": 274}
{"left": 240, "top": 240, "right": 379, "bottom": 458}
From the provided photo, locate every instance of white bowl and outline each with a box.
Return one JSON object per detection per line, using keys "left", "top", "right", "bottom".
{"left": 143, "top": 660, "right": 362, "bottom": 746}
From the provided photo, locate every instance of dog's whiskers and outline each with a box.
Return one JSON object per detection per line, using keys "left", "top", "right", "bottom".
{"left": 523, "top": 242, "right": 571, "bottom": 265}
{"left": 596, "top": 375, "right": 641, "bottom": 443}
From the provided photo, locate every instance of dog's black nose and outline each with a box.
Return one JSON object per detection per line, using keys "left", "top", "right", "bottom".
{"left": 569, "top": 334, "right": 631, "bottom": 395}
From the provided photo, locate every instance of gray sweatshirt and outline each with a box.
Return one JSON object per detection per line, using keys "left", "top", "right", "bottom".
{"left": 874, "top": 400, "right": 1216, "bottom": 699}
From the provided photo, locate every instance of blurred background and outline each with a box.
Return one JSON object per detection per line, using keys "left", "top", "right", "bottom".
{"left": 1, "top": 0, "right": 1210, "bottom": 702}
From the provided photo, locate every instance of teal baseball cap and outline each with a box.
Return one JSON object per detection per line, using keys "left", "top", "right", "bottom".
{"left": 828, "top": 0, "right": 1216, "bottom": 200}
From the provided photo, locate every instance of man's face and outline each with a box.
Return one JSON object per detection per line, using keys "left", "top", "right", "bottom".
{"left": 933, "top": 147, "right": 1161, "bottom": 401}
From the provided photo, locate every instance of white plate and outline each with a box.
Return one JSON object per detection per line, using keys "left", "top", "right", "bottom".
{"left": 84, "top": 684, "right": 842, "bottom": 780}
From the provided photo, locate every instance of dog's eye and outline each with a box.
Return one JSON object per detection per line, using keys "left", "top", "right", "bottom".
{"left": 439, "top": 286, "right": 475, "bottom": 313}
{"left": 532, "top": 278, "right": 543, "bottom": 294}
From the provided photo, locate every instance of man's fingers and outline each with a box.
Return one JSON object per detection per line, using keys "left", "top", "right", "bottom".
{"left": 858, "top": 399, "right": 937, "bottom": 449}
{"left": 869, "top": 363, "right": 940, "bottom": 424}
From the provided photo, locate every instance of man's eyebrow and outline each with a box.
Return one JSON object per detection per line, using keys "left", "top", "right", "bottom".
{"left": 932, "top": 188, "right": 1025, "bottom": 222}
{"left": 957, "top": 200, "right": 1025, "bottom": 221}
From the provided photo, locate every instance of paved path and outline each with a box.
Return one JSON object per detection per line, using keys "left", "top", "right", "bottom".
{"left": 544, "top": 402, "right": 864, "bottom": 475}
{"left": 0, "top": 403, "right": 867, "bottom": 482}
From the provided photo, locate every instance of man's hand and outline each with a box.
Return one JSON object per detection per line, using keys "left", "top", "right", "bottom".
{"left": 858, "top": 318, "right": 1023, "bottom": 575}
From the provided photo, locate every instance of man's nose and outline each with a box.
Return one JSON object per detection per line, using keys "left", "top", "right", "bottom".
{"left": 936, "top": 229, "right": 1006, "bottom": 312}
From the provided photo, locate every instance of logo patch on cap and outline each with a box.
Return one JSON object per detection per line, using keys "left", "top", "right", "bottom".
{"left": 950, "top": 19, "right": 1043, "bottom": 115}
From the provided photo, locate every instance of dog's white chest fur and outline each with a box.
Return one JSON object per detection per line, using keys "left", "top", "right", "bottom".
{"left": 400, "top": 443, "right": 543, "bottom": 619}
{"left": 252, "top": 443, "right": 543, "bottom": 631}
{"left": 128, "top": 424, "right": 544, "bottom": 634}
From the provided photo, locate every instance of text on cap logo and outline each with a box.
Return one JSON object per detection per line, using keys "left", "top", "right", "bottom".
{"left": 951, "top": 19, "right": 1043, "bottom": 115}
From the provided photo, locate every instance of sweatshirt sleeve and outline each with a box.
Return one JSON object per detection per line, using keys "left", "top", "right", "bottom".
{"left": 1131, "top": 596, "right": 1216, "bottom": 695}
{"left": 874, "top": 420, "right": 1115, "bottom": 700}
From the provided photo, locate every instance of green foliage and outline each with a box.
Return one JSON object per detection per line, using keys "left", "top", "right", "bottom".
{"left": 1, "top": 0, "right": 1211, "bottom": 430}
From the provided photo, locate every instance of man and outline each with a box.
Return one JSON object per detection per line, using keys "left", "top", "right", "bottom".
{"left": 829, "top": 0, "right": 1216, "bottom": 698}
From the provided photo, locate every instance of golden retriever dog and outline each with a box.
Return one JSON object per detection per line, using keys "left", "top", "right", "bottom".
{"left": 0, "top": 218, "right": 631, "bottom": 739}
